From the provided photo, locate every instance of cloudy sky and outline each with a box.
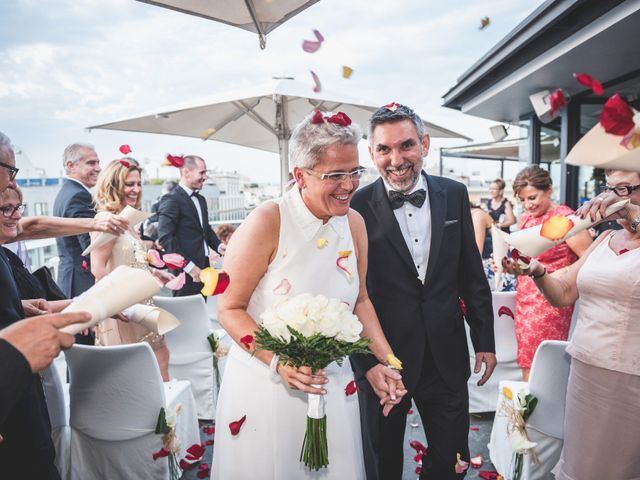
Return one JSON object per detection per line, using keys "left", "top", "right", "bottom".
{"left": 0, "top": 0, "right": 544, "bottom": 182}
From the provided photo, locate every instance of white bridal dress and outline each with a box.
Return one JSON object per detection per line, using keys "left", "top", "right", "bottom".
{"left": 211, "top": 187, "right": 365, "bottom": 479}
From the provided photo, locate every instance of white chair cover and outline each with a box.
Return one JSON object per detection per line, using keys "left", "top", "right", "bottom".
{"left": 488, "top": 341, "right": 570, "bottom": 479}
{"left": 42, "top": 363, "right": 70, "bottom": 480}
{"left": 467, "top": 291, "right": 521, "bottom": 412}
{"left": 64, "top": 344, "right": 200, "bottom": 480}
{"left": 154, "top": 295, "right": 216, "bottom": 419}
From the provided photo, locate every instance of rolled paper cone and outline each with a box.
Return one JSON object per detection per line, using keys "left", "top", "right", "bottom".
{"left": 508, "top": 199, "right": 629, "bottom": 257}
{"left": 128, "top": 304, "right": 180, "bottom": 335}
{"left": 82, "top": 205, "right": 151, "bottom": 256}
{"left": 60, "top": 265, "right": 160, "bottom": 335}
{"left": 491, "top": 225, "right": 509, "bottom": 290}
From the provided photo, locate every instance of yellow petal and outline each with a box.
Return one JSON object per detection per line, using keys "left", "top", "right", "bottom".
{"left": 200, "top": 267, "right": 219, "bottom": 296}
{"left": 338, "top": 250, "right": 352, "bottom": 257}
{"left": 316, "top": 238, "right": 328, "bottom": 249}
{"left": 502, "top": 386, "right": 513, "bottom": 400}
{"left": 342, "top": 66, "right": 353, "bottom": 79}
{"left": 201, "top": 127, "right": 216, "bottom": 139}
{"left": 387, "top": 353, "right": 403, "bottom": 370}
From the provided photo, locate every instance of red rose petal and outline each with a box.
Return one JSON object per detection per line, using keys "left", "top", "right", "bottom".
{"left": 344, "top": 380, "right": 358, "bottom": 396}
{"left": 498, "top": 306, "right": 514, "bottom": 320}
{"left": 471, "top": 454, "right": 483, "bottom": 468}
{"left": 573, "top": 72, "right": 604, "bottom": 96}
{"left": 310, "top": 109, "right": 324, "bottom": 124}
{"left": 197, "top": 467, "right": 210, "bottom": 479}
{"left": 479, "top": 471, "right": 500, "bottom": 480}
{"left": 459, "top": 298, "right": 468, "bottom": 316}
{"left": 202, "top": 425, "right": 215, "bottom": 435}
{"left": 239, "top": 335, "right": 253, "bottom": 349}
{"left": 119, "top": 144, "right": 132, "bottom": 155}
{"left": 165, "top": 154, "right": 185, "bottom": 168}
{"left": 409, "top": 439, "right": 427, "bottom": 455}
{"left": 164, "top": 271, "right": 186, "bottom": 291}
{"left": 186, "top": 443, "right": 205, "bottom": 461}
{"left": 470, "top": 426, "right": 480, "bottom": 431}
{"left": 510, "top": 248, "right": 531, "bottom": 266}
{"left": 152, "top": 447, "right": 169, "bottom": 460}
{"left": 413, "top": 453, "right": 422, "bottom": 463}
{"left": 384, "top": 102, "right": 400, "bottom": 112}
{"left": 205, "top": 439, "right": 214, "bottom": 445}
{"left": 162, "top": 253, "right": 187, "bottom": 270}
{"left": 302, "top": 29, "right": 324, "bottom": 53}
{"left": 212, "top": 272, "right": 230, "bottom": 295}
{"left": 415, "top": 466, "right": 422, "bottom": 475}
{"left": 325, "top": 112, "right": 352, "bottom": 127}
{"left": 119, "top": 159, "right": 131, "bottom": 168}
{"left": 407, "top": 409, "right": 414, "bottom": 415}
{"left": 619, "top": 248, "right": 630, "bottom": 255}
{"left": 600, "top": 94, "right": 635, "bottom": 136}
{"left": 549, "top": 89, "right": 567, "bottom": 115}
{"left": 81, "top": 259, "right": 88, "bottom": 271}
{"left": 179, "top": 459, "right": 196, "bottom": 470}
{"left": 229, "top": 414, "right": 247, "bottom": 436}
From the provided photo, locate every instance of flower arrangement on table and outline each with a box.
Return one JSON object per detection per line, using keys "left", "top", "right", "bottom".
{"left": 500, "top": 386, "right": 539, "bottom": 480}
{"left": 253, "top": 293, "right": 371, "bottom": 471}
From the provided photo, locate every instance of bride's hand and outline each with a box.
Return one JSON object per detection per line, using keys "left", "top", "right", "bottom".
{"left": 380, "top": 378, "right": 408, "bottom": 417}
{"left": 150, "top": 268, "right": 174, "bottom": 284}
{"left": 278, "top": 364, "right": 327, "bottom": 395}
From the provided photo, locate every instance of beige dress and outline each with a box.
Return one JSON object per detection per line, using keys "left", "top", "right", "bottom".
{"left": 553, "top": 232, "right": 640, "bottom": 480}
{"left": 94, "top": 211, "right": 165, "bottom": 350}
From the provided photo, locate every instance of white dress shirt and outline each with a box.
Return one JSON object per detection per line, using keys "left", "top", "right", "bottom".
{"left": 383, "top": 174, "right": 431, "bottom": 283}
{"left": 179, "top": 183, "right": 209, "bottom": 273}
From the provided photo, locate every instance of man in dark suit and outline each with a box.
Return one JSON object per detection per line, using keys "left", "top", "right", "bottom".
{"left": 157, "top": 155, "right": 222, "bottom": 296}
{"left": 53, "top": 143, "right": 101, "bottom": 344}
{"left": 350, "top": 104, "right": 496, "bottom": 480}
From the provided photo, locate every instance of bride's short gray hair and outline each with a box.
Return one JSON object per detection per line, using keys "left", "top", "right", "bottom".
{"left": 289, "top": 111, "right": 362, "bottom": 170}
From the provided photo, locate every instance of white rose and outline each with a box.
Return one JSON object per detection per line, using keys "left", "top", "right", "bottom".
{"left": 260, "top": 308, "right": 292, "bottom": 342}
{"left": 507, "top": 428, "right": 537, "bottom": 454}
{"left": 316, "top": 309, "right": 341, "bottom": 337}
{"left": 336, "top": 311, "right": 363, "bottom": 343}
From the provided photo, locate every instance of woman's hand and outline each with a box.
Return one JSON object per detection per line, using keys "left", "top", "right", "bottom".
{"left": 21, "top": 298, "right": 51, "bottom": 317}
{"left": 278, "top": 364, "right": 327, "bottom": 395}
{"left": 502, "top": 256, "right": 544, "bottom": 278}
{"left": 150, "top": 268, "right": 175, "bottom": 285}
{"left": 381, "top": 377, "right": 408, "bottom": 416}
{"left": 92, "top": 213, "right": 129, "bottom": 235}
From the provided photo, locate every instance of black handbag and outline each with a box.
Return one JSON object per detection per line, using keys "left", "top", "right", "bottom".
{"left": 31, "top": 265, "right": 67, "bottom": 301}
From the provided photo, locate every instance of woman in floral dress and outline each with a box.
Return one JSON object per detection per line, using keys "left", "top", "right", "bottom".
{"left": 510, "top": 166, "right": 592, "bottom": 380}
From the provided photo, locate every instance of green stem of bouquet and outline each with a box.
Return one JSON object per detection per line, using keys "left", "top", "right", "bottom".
{"left": 169, "top": 453, "right": 179, "bottom": 480}
{"left": 513, "top": 452, "right": 523, "bottom": 480}
{"left": 213, "top": 356, "right": 221, "bottom": 390}
{"left": 300, "top": 415, "right": 328, "bottom": 471}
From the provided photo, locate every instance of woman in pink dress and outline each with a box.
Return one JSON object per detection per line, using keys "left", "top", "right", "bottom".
{"left": 510, "top": 166, "right": 592, "bottom": 380}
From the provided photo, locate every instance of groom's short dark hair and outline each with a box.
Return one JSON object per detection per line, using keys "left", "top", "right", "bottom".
{"left": 368, "top": 103, "right": 425, "bottom": 143}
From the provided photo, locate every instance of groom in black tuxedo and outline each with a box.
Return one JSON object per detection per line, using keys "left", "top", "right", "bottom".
{"left": 157, "top": 155, "right": 222, "bottom": 297}
{"left": 351, "top": 104, "right": 496, "bottom": 479}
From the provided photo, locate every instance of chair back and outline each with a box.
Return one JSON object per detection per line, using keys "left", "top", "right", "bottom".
{"left": 65, "top": 343, "right": 165, "bottom": 441}
{"left": 42, "top": 364, "right": 67, "bottom": 429}
{"left": 154, "top": 295, "right": 211, "bottom": 354}
{"left": 526, "top": 340, "right": 571, "bottom": 439}
{"left": 491, "top": 291, "right": 518, "bottom": 362}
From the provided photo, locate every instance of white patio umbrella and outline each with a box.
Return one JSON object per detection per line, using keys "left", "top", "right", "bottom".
{"left": 88, "top": 78, "right": 471, "bottom": 192}
{"left": 136, "top": 0, "right": 320, "bottom": 49}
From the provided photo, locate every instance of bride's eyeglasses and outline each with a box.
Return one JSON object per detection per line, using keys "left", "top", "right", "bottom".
{"left": 304, "top": 167, "right": 367, "bottom": 182}
{"left": 602, "top": 184, "right": 640, "bottom": 196}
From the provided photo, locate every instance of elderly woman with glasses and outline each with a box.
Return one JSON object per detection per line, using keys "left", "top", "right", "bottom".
{"left": 502, "top": 168, "right": 640, "bottom": 479}
{"left": 211, "top": 111, "right": 405, "bottom": 479}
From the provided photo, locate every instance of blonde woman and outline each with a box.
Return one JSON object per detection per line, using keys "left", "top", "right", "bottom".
{"left": 91, "top": 158, "right": 171, "bottom": 380}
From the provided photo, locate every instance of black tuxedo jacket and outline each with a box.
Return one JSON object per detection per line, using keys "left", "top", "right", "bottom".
{"left": 157, "top": 186, "right": 221, "bottom": 269}
{"left": 53, "top": 179, "right": 95, "bottom": 297}
{"left": 351, "top": 174, "right": 494, "bottom": 391}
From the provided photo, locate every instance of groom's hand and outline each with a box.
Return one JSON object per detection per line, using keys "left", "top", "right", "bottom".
{"left": 365, "top": 364, "right": 405, "bottom": 400}
{"left": 474, "top": 352, "right": 497, "bottom": 386}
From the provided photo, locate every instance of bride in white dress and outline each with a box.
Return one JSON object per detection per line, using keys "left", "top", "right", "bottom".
{"left": 212, "top": 112, "right": 407, "bottom": 479}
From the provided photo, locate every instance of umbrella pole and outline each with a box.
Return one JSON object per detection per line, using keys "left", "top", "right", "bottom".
{"left": 279, "top": 136, "right": 290, "bottom": 195}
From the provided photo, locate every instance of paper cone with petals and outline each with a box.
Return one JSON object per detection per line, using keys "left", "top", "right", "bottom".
{"left": 128, "top": 304, "right": 180, "bottom": 335}
{"left": 82, "top": 206, "right": 151, "bottom": 256}
{"left": 565, "top": 124, "right": 640, "bottom": 171}
{"left": 508, "top": 199, "right": 629, "bottom": 257}
{"left": 491, "top": 225, "right": 509, "bottom": 290}
{"left": 60, "top": 266, "right": 160, "bottom": 334}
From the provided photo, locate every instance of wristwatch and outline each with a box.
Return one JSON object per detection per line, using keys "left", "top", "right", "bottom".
{"left": 630, "top": 214, "right": 640, "bottom": 232}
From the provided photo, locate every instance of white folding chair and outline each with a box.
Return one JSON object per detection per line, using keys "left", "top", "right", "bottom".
{"left": 42, "top": 363, "right": 70, "bottom": 480}
{"left": 65, "top": 344, "right": 200, "bottom": 480}
{"left": 467, "top": 291, "right": 521, "bottom": 412}
{"left": 488, "top": 340, "right": 570, "bottom": 479}
{"left": 154, "top": 294, "right": 217, "bottom": 419}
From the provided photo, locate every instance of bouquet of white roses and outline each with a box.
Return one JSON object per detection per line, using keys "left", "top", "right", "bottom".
{"left": 255, "top": 293, "right": 370, "bottom": 471}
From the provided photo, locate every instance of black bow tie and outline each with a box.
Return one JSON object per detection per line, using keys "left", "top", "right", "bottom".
{"left": 389, "top": 189, "right": 426, "bottom": 209}
{"left": 190, "top": 191, "right": 200, "bottom": 198}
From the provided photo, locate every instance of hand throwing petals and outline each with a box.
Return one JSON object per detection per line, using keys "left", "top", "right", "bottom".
{"left": 164, "top": 272, "right": 185, "bottom": 291}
